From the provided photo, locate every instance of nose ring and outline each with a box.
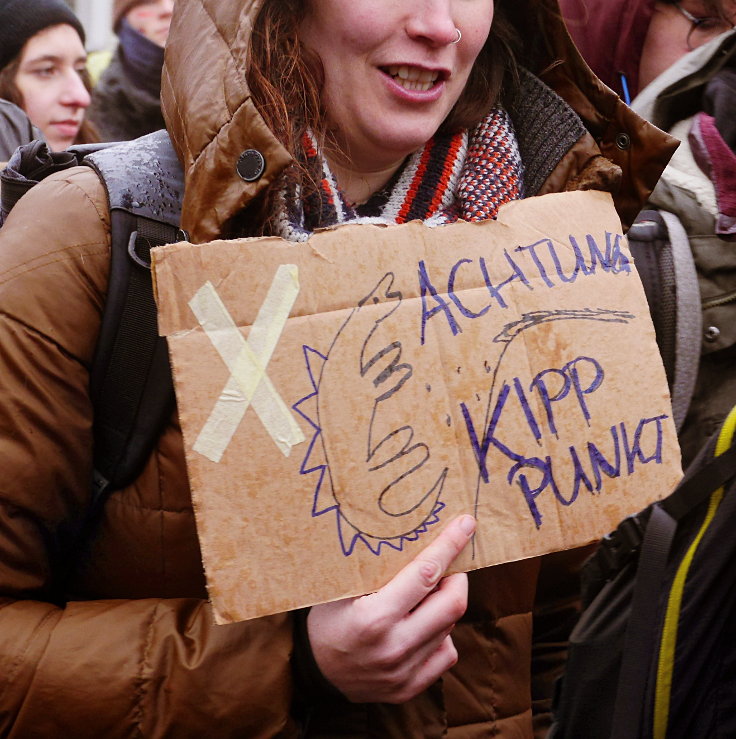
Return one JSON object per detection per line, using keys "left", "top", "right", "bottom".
{"left": 452, "top": 28, "right": 462, "bottom": 44}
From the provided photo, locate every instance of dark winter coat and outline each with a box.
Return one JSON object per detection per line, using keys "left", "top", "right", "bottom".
{"left": 87, "top": 44, "right": 165, "bottom": 142}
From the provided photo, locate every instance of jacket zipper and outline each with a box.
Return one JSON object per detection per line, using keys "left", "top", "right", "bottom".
{"left": 703, "top": 289, "right": 736, "bottom": 310}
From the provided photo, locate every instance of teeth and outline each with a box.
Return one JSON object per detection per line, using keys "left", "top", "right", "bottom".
{"left": 385, "top": 65, "right": 439, "bottom": 91}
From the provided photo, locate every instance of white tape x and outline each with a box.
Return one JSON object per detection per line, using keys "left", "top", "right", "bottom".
{"left": 189, "top": 264, "right": 305, "bottom": 463}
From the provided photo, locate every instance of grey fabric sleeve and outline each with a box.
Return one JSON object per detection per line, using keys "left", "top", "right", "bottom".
{"left": 0, "top": 99, "right": 42, "bottom": 162}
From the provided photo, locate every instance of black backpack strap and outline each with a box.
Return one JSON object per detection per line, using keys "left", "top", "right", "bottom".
{"left": 611, "top": 503, "right": 677, "bottom": 739}
{"left": 585, "top": 437, "right": 736, "bottom": 599}
{"left": 660, "top": 438, "right": 736, "bottom": 519}
{"left": 610, "top": 433, "right": 736, "bottom": 738}
{"left": 89, "top": 212, "right": 183, "bottom": 501}
{"left": 83, "top": 130, "right": 185, "bottom": 503}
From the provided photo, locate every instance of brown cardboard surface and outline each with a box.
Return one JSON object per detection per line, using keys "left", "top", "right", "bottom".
{"left": 152, "top": 191, "right": 682, "bottom": 623}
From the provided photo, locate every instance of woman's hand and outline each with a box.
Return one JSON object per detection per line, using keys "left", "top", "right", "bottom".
{"left": 307, "top": 514, "right": 476, "bottom": 704}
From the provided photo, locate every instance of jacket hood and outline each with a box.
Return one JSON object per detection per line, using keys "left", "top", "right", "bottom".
{"left": 559, "top": 0, "right": 656, "bottom": 101}
{"left": 162, "top": 0, "right": 674, "bottom": 242}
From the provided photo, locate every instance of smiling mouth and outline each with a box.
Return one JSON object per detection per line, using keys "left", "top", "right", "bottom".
{"left": 383, "top": 65, "right": 441, "bottom": 92}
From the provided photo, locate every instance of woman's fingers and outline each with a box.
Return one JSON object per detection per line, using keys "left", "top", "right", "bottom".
{"left": 374, "top": 514, "right": 476, "bottom": 621}
{"left": 361, "top": 574, "right": 467, "bottom": 699}
{"left": 306, "top": 515, "right": 475, "bottom": 703}
{"left": 401, "top": 571, "right": 468, "bottom": 640}
{"left": 385, "top": 634, "right": 460, "bottom": 704}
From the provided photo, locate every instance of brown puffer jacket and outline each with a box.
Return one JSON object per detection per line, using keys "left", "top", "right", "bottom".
{"left": 0, "top": 0, "right": 675, "bottom": 737}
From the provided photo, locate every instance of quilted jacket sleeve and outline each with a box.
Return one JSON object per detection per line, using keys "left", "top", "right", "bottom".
{"left": 0, "top": 170, "right": 298, "bottom": 738}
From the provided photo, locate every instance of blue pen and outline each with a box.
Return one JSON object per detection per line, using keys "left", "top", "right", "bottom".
{"left": 619, "top": 73, "right": 631, "bottom": 105}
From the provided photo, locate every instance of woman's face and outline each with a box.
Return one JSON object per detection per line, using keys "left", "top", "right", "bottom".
{"left": 127, "top": 0, "right": 176, "bottom": 48}
{"left": 14, "top": 24, "right": 90, "bottom": 152}
{"left": 300, "top": 0, "right": 495, "bottom": 175}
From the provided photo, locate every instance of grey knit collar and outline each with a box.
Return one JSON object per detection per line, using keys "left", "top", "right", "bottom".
{"left": 510, "top": 67, "right": 588, "bottom": 197}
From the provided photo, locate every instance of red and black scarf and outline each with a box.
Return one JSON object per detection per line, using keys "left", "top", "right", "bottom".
{"left": 275, "top": 107, "right": 524, "bottom": 242}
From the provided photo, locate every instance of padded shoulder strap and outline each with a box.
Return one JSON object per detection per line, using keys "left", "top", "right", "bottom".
{"left": 660, "top": 210, "right": 701, "bottom": 433}
{"left": 85, "top": 130, "right": 184, "bottom": 227}
{"left": 83, "top": 130, "right": 186, "bottom": 499}
{"left": 628, "top": 209, "right": 700, "bottom": 432}
{"left": 628, "top": 211, "right": 678, "bottom": 386}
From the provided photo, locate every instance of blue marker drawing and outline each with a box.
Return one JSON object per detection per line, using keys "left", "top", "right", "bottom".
{"left": 460, "top": 308, "right": 637, "bottom": 551}
{"left": 294, "top": 273, "right": 448, "bottom": 558}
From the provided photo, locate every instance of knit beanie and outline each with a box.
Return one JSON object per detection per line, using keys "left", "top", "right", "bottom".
{"left": 0, "top": 0, "right": 86, "bottom": 70}
{"left": 113, "top": 0, "right": 147, "bottom": 33}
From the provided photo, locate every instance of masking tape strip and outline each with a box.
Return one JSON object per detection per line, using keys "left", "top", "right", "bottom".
{"left": 189, "top": 266, "right": 305, "bottom": 462}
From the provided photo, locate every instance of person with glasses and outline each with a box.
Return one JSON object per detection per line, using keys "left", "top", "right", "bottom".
{"left": 560, "top": 0, "right": 736, "bottom": 469}
{"left": 554, "top": 8, "right": 736, "bottom": 737}
{"left": 675, "top": 1, "right": 736, "bottom": 48}
{"left": 638, "top": 1, "right": 736, "bottom": 96}
{"left": 559, "top": 0, "right": 734, "bottom": 103}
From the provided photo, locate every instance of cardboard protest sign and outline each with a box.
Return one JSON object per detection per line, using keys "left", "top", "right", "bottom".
{"left": 152, "top": 190, "right": 682, "bottom": 623}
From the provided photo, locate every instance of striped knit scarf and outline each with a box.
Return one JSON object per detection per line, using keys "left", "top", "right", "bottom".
{"left": 274, "top": 107, "right": 524, "bottom": 242}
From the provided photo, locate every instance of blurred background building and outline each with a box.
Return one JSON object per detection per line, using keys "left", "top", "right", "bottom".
{"left": 67, "top": 0, "right": 115, "bottom": 51}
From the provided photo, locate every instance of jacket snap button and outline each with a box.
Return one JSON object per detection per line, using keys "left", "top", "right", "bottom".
{"left": 615, "top": 132, "right": 631, "bottom": 150}
{"left": 236, "top": 149, "right": 266, "bottom": 182}
{"left": 704, "top": 326, "right": 720, "bottom": 342}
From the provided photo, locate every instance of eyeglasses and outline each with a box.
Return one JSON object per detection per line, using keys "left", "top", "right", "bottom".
{"left": 674, "top": 2, "right": 735, "bottom": 50}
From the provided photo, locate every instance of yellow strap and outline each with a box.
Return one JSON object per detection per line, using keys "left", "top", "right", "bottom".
{"left": 653, "top": 405, "right": 736, "bottom": 738}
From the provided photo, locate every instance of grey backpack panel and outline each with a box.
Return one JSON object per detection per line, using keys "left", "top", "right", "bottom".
{"left": 84, "top": 129, "right": 184, "bottom": 227}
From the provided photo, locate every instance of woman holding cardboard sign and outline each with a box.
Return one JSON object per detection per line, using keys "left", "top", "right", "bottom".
{"left": 0, "top": 0, "right": 675, "bottom": 736}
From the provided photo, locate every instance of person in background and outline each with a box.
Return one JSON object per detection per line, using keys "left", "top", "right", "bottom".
{"left": 87, "top": 0, "right": 174, "bottom": 142}
{"left": 0, "top": 99, "right": 40, "bottom": 162}
{"left": 0, "top": 0, "right": 96, "bottom": 152}
{"left": 0, "top": 0, "right": 673, "bottom": 736}
{"left": 561, "top": 0, "right": 736, "bottom": 465}
{"left": 560, "top": 0, "right": 734, "bottom": 103}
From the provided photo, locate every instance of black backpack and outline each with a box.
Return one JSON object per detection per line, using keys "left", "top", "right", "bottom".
{"left": 0, "top": 131, "right": 186, "bottom": 511}
{"left": 549, "top": 405, "right": 736, "bottom": 738}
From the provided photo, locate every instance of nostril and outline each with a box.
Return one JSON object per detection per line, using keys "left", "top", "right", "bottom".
{"left": 405, "top": 16, "right": 460, "bottom": 47}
